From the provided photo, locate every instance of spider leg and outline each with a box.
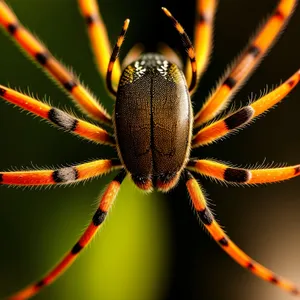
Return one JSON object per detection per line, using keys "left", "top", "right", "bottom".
{"left": 185, "top": 171, "right": 300, "bottom": 296}
{"left": 193, "top": 69, "right": 300, "bottom": 147}
{"left": 78, "top": 0, "right": 121, "bottom": 90}
{"left": 0, "top": 159, "right": 121, "bottom": 186}
{"left": 0, "top": 1, "right": 110, "bottom": 124}
{"left": 161, "top": 7, "right": 197, "bottom": 94}
{"left": 6, "top": 170, "right": 126, "bottom": 300}
{"left": 186, "top": 0, "right": 217, "bottom": 90}
{"left": 194, "top": 0, "right": 298, "bottom": 127}
{"left": 0, "top": 85, "right": 114, "bottom": 145}
{"left": 106, "top": 19, "right": 130, "bottom": 97}
{"left": 188, "top": 159, "right": 300, "bottom": 184}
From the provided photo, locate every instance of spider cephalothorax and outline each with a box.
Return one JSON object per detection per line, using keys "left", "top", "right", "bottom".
{"left": 0, "top": 0, "right": 299, "bottom": 299}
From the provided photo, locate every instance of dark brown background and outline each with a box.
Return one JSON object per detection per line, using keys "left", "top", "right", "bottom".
{"left": 0, "top": 0, "right": 300, "bottom": 300}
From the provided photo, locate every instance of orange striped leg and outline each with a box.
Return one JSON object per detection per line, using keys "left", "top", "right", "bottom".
{"left": 186, "top": 0, "right": 217, "bottom": 89}
{"left": 0, "top": 159, "right": 121, "bottom": 186}
{"left": 185, "top": 171, "right": 300, "bottom": 296}
{"left": 0, "top": 85, "right": 114, "bottom": 145}
{"left": 106, "top": 19, "right": 130, "bottom": 97}
{"left": 6, "top": 170, "right": 126, "bottom": 300}
{"left": 194, "top": 0, "right": 298, "bottom": 127}
{"left": 193, "top": 69, "right": 300, "bottom": 147}
{"left": 161, "top": 7, "right": 197, "bottom": 93}
{"left": 0, "top": 1, "right": 110, "bottom": 124}
{"left": 78, "top": 0, "right": 121, "bottom": 89}
{"left": 188, "top": 159, "right": 300, "bottom": 184}
{"left": 122, "top": 43, "right": 145, "bottom": 69}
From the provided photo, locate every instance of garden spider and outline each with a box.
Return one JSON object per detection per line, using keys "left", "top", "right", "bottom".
{"left": 0, "top": 0, "right": 300, "bottom": 299}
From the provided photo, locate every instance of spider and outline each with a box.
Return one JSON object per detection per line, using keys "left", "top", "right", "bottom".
{"left": 0, "top": 0, "right": 300, "bottom": 299}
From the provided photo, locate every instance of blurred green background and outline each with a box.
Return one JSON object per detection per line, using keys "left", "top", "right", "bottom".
{"left": 0, "top": 0, "right": 300, "bottom": 300}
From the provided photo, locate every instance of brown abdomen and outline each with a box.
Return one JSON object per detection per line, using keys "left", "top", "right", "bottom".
{"left": 114, "top": 54, "right": 192, "bottom": 191}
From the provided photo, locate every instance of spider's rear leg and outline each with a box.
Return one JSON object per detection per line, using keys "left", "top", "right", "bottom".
{"left": 194, "top": 0, "right": 298, "bottom": 127}
{"left": 0, "top": 1, "right": 110, "bottom": 124}
{"left": 185, "top": 171, "right": 300, "bottom": 296}
{"left": 192, "top": 69, "right": 300, "bottom": 148}
{"left": 6, "top": 170, "right": 126, "bottom": 300}
{"left": 188, "top": 159, "right": 300, "bottom": 184}
{"left": 0, "top": 159, "right": 121, "bottom": 186}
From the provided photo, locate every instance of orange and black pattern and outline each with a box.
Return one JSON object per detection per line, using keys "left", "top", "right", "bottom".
{"left": 0, "top": 159, "right": 121, "bottom": 186}
{"left": 7, "top": 170, "right": 126, "bottom": 300}
{"left": 188, "top": 159, "right": 300, "bottom": 184}
{"left": 162, "top": 7, "right": 197, "bottom": 93}
{"left": 106, "top": 19, "right": 130, "bottom": 96}
{"left": 78, "top": 0, "right": 121, "bottom": 89}
{"left": 0, "top": 0, "right": 111, "bottom": 124}
{"left": 0, "top": 0, "right": 300, "bottom": 299}
{"left": 194, "top": 0, "right": 298, "bottom": 127}
{"left": 0, "top": 85, "right": 114, "bottom": 145}
{"left": 186, "top": 0, "right": 216, "bottom": 89}
{"left": 185, "top": 171, "right": 300, "bottom": 296}
{"left": 193, "top": 70, "right": 300, "bottom": 147}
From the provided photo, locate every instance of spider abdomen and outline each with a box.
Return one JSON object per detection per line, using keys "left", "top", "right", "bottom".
{"left": 114, "top": 54, "right": 192, "bottom": 191}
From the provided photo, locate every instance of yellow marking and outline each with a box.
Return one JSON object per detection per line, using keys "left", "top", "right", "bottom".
{"left": 195, "top": 84, "right": 231, "bottom": 125}
{"left": 253, "top": 17, "right": 283, "bottom": 51}
{"left": 0, "top": 1, "right": 18, "bottom": 26}
{"left": 161, "top": 7, "right": 172, "bottom": 17}
{"left": 191, "top": 61, "right": 197, "bottom": 72}
{"left": 72, "top": 85, "right": 110, "bottom": 123}
{"left": 117, "top": 36, "right": 124, "bottom": 47}
{"left": 278, "top": 0, "right": 296, "bottom": 16}
{"left": 175, "top": 23, "right": 184, "bottom": 34}
{"left": 15, "top": 27, "right": 45, "bottom": 55}
{"left": 167, "top": 64, "right": 182, "bottom": 83}
{"left": 119, "top": 65, "right": 135, "bottom": 86}
{"left": 124, "top": 18, "right": 130, "bottom": 30}
{"left": 208, "top": 221, "right": 225, "bottom": 241}
{"left": 187, "top": 47, "right": 195, "bottom": 59}
{"left": 108, "top": 62, "right": 114, "bottom": 72}
{"left": 251, "top": 70, "right": 300, "bottom": 118}
{"left": 189, "top": 160, "right": 227, "bottom": 180}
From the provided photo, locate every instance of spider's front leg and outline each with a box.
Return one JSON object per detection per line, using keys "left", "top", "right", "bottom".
{"left": 185, "top": 171, "right": 300, "bottom": 296}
